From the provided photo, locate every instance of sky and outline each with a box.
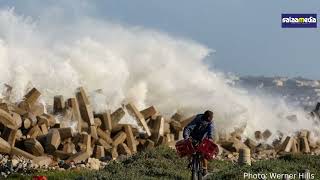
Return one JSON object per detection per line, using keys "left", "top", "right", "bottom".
{"left": 0, "top": 0, "right": 319, "bottom": 79}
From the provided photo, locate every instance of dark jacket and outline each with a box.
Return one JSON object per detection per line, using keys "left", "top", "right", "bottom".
{"left": 183, "top": 114, "right": 214, "bottom": 141}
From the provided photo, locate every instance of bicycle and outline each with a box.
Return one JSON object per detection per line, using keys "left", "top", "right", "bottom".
{"left": 190, "top": 140, "right": 204, "bottom": 180}
{"left": 176, "top": 138, "right": 218, "bottom": 180}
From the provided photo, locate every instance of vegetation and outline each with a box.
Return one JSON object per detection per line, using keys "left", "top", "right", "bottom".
{"left": 7, "top": 146, "right": 320, "bottom": 180}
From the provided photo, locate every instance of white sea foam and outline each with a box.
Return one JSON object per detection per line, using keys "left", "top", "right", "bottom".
{"left": 0, "top": 8, "right": 317, "bottom": 138}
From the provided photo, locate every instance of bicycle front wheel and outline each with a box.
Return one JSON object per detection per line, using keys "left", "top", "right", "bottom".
{"left": 192, "top": 170, "right": 197, "bottom": 180}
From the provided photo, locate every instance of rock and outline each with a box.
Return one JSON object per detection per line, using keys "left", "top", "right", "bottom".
{"left": 32, "top": 163, "right": 39, "bottom": 169}
{"left": 255, "top": 143, "right": 274, "bottom": 152}
{"left": 87, "top": 158, "right": 100, "bottom": 170}
{"left": 100, "top": 162, "right": 108, "bottom": 168}
{"left": 100, "top": 156, "right": 112, "bottom": 162}
{"left": 1, "top": 172, "right": 7, "bottom": 178}
{"left": 118, "top": 155, "right": 127, "bottom": 161}
{"left": 32, "top": 156, "right": 53, "bottom": 167}
{"left": 254, "top": 131, "right": 262, "bottom": 141}
{"left": 220, "top": 138, "right": 248, "bottom": 152}
{"left": 11, "top": 159, "right": 19, "bottom": 168}
{"left": 262, "top": 129, "right": 272, "bottom": 140}
{"left": 244, "top": 138, "right": 257, "bottom": 150}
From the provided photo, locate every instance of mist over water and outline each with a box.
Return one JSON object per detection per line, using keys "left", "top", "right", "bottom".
{"left": 0, "top": 8, "right": 318, "bottom": 139}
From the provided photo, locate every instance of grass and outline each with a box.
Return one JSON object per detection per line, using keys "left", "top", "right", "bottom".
{"left": 7, "top": 146, "right": 320, "bottom": 180}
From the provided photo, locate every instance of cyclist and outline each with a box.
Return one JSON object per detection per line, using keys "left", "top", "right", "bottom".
{"left": 183, "top": 110, "right": 215, "bottom": 176}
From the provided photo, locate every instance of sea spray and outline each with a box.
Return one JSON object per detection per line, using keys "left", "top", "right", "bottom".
{"left": 0, "top": 8, "right": 318, "bottom": 139}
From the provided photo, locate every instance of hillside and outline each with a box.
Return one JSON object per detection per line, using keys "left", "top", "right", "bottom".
{"left": 8, "top": 146, "right": 320, "bottom": 180}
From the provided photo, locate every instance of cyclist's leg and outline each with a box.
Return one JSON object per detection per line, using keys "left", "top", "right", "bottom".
{"left": 202, "top": 158, "right": 208, "bottom": 169}
{"left": 202, "top": 158, "right": 208, "bottom": 175}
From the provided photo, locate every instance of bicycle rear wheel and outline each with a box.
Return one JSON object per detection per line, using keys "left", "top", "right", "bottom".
{"left": 191, "top": 170, "right": 197, "bottom": 180}
{"left": 197, "top": 170, "right": 203, "bottom": 180}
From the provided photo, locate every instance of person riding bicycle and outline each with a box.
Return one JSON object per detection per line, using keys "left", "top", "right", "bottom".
{"left": 183, "top": 110, "right": 215, "bottom": 176}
